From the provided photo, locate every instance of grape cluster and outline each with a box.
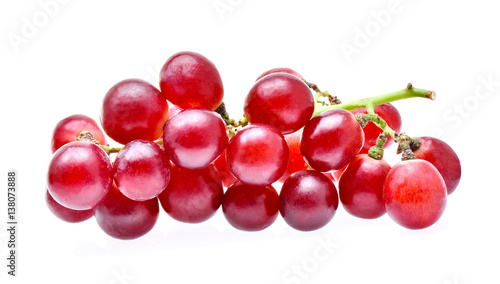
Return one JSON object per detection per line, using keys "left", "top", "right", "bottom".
{"left": 46, "top": 51, "right": 462, "bottom": 240}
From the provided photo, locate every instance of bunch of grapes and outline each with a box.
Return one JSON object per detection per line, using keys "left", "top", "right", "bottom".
{"left": 46, "top": 51, "right": 461, "bottom": 240}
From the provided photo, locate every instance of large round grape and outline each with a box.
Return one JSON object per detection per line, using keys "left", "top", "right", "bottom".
{"left": 163, "top": 108, "right": 228, "bottom": 170}
{"left": 158, "top": 164, "right": 223, "bottom": 224}
{"left": 226, "top": 123, "right": 289, "bottom": 186}
{"left": 112, "top": 140, "right": 171, "bottom": 201}
{"left": 222, "top": 182, "right": 279, "bottom": 231}
{"left": 159, "top": 51, "right": 223, "bottom": 110}
{"left": 300, "top": 109, "right": 364, "bottom": 172}
{"left": 338, "top": 155, "right": 391, "bottom": 219}
{"left": 280, "top": 170, "right": 338, "bottom": 231}
{"left": 51, "top": 114, "right": 107, "bottom": 153}
{"left": 94, "top": 184, "right": 159, "bottom": 240}
{"left": 384, "top": 159, "right": 447, "bottom": 230}
{"left": 101, "top": 79, "right": 169, "bottom": 145}
{"left": 47, "top": 141, "right": 112, "bottom": 210}
{"left": 244, "top": 73, "right": 314, "bottom": 134}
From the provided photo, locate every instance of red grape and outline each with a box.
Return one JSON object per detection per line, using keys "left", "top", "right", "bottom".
{"left": 301, "top": 109, "right": 364, "bottom": 172}
{"left": 46, "top": 190, "right": 93, "bottom": 223}
{"left": 350, "top": 103, "right": 402, "bottom": 154}
{"left": 112, "top": 140, "right": 171, "bottom": 201}
{"left": 226, "top": 123, "right": 289, "bottom": 186}
{"left": 384, "top": 159, "right": 447, "bottom": 230}
{"left": 159, "top": 51, "right": 223, "bottom": 111}
{"left": 213, "top": 149, "right": 238, "bottom": 188}
{"left": 47, "top": 141, "right": 112, "bottom": 210}
{"left": 158, "top": 164, "right": 223, "bottom": 223}
{"left": 338, "top": 155, "right": 391, "bottom": 219}
{"left": 222, "top": 182, "right": 279, "bottom": 231}
{"left": 94, "top": 183, "right": 159, "bottom": 240}
{"left": 280, "top": 170, "right": 338, "bottom": 231}
{"left": 162, "top": 108, "right": 228, "bottom": 170}
{"left": 412, "top": 137, "right": 461, "bottom": 194}
{"left": 51, "top": 114, "right": 107, "bottom": 153}
{"left": 256, "top": 67, "right": 304, "bottom": 81}
{"left": 101, "top": 79, "right": 169, "bottom": 145}
{"left": 279, "top": 128, "right": 308, "bottom": 183}
{"left": 244, "top": 73, "right": 314, "bottom": 134}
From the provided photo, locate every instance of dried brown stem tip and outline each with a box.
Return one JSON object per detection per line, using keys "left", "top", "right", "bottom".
{"left": 77, "top": 131, "right": 100, "bottom": 145}
{"left": 396, "top": 133, "right": 417, "bottom": 161}
{"left": 215, "top": 102, "right": 231, "bottom": 125}
{"left": 355, "top": 113, "right": 368, "bottom": 128}
{"left": 426, "top": 91, "right": 436, "bottom": 100}
{"left": 410, "top": 137, "right": 422, "bottom": 152}
{"left": 328, "top": 95, "right": 342, "bottom": 105}
{"left": 303, "top": 80, "right": 322, "bottom": 93}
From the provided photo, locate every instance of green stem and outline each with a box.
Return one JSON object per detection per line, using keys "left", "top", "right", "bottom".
{"left": 314, "top": 92, "right": 323, "bottom": 104}
{"left": 313, "top": 83, "right": 435, "bottom": 117}
{"left": 100, "top": 144, "right": 123, "bottom": 155}
{"left": 365, "top": 102, "right": 375, "bottom": 115}
{"left": 355, "top": 113, "right": 396, "bottom": 140}
{"left": 356, "top": 113, "right": 394, "bottom": 160}
{"left": 368, "top": 115, "right": 396, "bottom": 140}
{"left": 323, "top": 83, "right": 435, "bottom": 161}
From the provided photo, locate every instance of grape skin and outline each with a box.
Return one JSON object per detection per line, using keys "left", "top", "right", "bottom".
{"left": 47, "top": 141, "right": 112, "bottom": 210}
{"left": 101, "top": 78, "right": 169, "bottom": 145}
{"left": 226, "top": 123, "right": 289, "bottom": 186}
{"left": 113, "top": 140, "right": 171, "bottom": 201}
{"left": 163, "top": 108, "right": 228, "bottom": 170}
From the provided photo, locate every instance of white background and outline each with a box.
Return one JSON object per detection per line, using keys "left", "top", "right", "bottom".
{"left": 1, "top": 0, "right": 499, "bottom": 283}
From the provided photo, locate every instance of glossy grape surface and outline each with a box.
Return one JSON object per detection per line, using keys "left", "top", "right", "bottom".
{"left": 351, "top": 103, "right": 402, "bottom": 154}
{"left": 301, "top": 109, "right": 364, "bottom": 172}
{"left": 113, "top": 140, "right": 171, "bottom": 201}
{"left": 222, "top": 182, "right": 279, "bottom": 231}
{"left": 280, "top": 170, "right": 339, "bottom": 231}
{"left": 244, "top": 73, "right": 314, "bottom": 134}
{"left": 413, "top": 137, "right": 461, "bottom": 194}
{"left": 158, "top": 164, "right": 223, "bottom": 223}
{"left": 94, "top": 184, "right": 159, "bottom": 240}
{"left": 51, "top": 114, "right": 107, "bottom": 153}
{"left": 256, "top": 67, "right": 304, "bottom": 81}
{"left": 226, "top": 123, "right": 289, "bottom": 186}
{"left": 47, "top": 141, "right": 112, "bottom": 210}
{"left": 163, "top": 108, "right": 228, "bottom": 170}
{"left": 338, "top": 155, "right": 390, "bottom": 219}
{"left": 160, "top": 51, "right": 223, "bottom": 110}
{"left": 384, "top": 159, "right": 447, "bottom": 230}
{"left": 101, "top": 79, "right": 169, "bottom": 145}
{"left": 46, "top": 190, "right": 93, "bottom": 223}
